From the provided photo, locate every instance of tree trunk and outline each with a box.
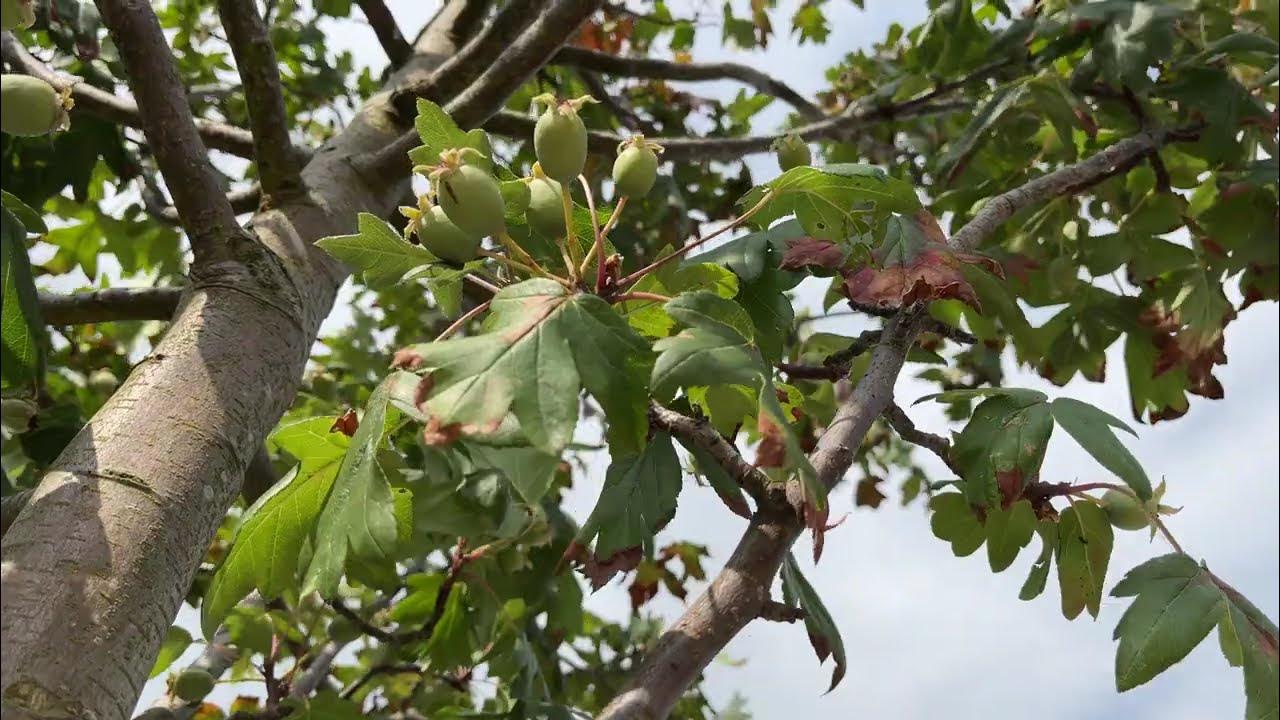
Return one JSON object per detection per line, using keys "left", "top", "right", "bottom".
{"left": 0, "top": 3, "right": 487, "bottom": 717}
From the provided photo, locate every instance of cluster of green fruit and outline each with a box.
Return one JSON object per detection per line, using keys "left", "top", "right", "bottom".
{"left": 400, "top": 94, "right": 665, "bottom": 265}
{"left": 1, "top": 1, "right": 75, "bottom": 137}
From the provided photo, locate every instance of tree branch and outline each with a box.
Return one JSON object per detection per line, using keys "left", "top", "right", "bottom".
{"left": 387, "top": 0, "right": 543, "bottom": 121}
{"left": 603, "top": 128, "right": 1203, "bottom": 719}
{"left": 38, "top": 287, "right": 183, "bottom": 325}
{"left": 576, "top": 68, "right": 656, "bottom": 134}
{"left": 948, "top": 130, "right": 1189, "bottom": 252}
{"left": 357, "top": 0, "right": 412, "bottom": 66}
{"left": 482, "top": 98, "right": 964, "bottom": 163}
{"left": 882, "top": 402, "right": 954, "bottom": 470}
{"left": 330, "top": 600, "right": 393, "bottom": 642}
{"left": 550, "top": 45, "right": 825, "bottom": 121}
{"left": 157, "top": 185, "right": 263, "bottom": 224}
{"left": 648, "top": 402, "right": 772, "bottom": 504}
{"left": 93, "top": 0, "right": 246, "bottom": 267}
{"left": 216, "top": 0, "right": 305, "bottom": 200}
{"left": 777, "top": 329, "right": 881, "bottom": 381}
{"left": 0, "top": 31, "right": 265, "bottom": 160}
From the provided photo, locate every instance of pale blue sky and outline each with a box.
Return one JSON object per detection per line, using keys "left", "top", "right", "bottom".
{"left": 135, "top": 2, "right": 1279, "bottom": 716}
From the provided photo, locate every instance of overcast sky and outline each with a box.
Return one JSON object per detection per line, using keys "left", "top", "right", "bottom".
{"left": 136, "top": 2, "right": 1278, "bottom": 716}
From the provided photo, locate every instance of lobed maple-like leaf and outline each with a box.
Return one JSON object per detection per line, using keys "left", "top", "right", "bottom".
{"left": 842, "top": 211, "right": 1003, "bottom": 310}
{"left": 398, "top": 278, "right": 651, "bottom": 455}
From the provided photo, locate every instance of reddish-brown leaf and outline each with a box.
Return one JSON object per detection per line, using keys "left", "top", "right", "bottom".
{"left": 854, "top": 476, "right": 887, "bottom": 509}
{"left": 390, "top": 347, "right": 424, "bottom": 370}
{"left": 780, "top": 236, "right": 846, "bottom": 272}
{"left": 330, "top": 409, "right": 359, "bottom": 436}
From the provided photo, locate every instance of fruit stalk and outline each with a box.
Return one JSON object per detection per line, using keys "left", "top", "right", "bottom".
{"left": 579, "top": 195, "right": 626, "bottom": 285}
{"left": 560, "top": 186, "right": 582, "bottom": 277}
{"left": 435, "top": 300, "right": 492, "bottom": 342}
{"left": 616, "top": 189, "right": 776, "bottom": 289}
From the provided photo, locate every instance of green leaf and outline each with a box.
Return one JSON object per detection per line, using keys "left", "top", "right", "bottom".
{"left": 679, "top": 440, "right": 751, "bottom": 519}
{"left": 413, "top": 98, "right": 469, "bottom": 161}
{"left": 1019, "top": 520, "right": 1058, "bottom": 601}
{"left": 985, "top": 500, "right": 1037, "bottom": 573}
{"left": 1111, "top": 554, "right": 1278, "bottom": 714}
{"left": 619, "top": 259, "right": 739, "bottom": 338}
{"left": 423, "top": 582, "right": 474, "bottom": 667}
{"left": 574, "top": 432, "right": 682, "bottom": 564}
{"left": 758, "top": 381, "right": 823, "bottom": 512}
{"left": 740, "top": 164, "right": 920, "bottom": 240}
{"left": 1, "top": 191, "right": 46, "bottom": 234}
{"left": 781, "top": 552, "right": 847, "bottom": 692}
{"left": 940, "top": 82, "right": 1026, "bottom": 179}
{"left": 1050, "top": 398, "right": 1151, "bottom": 500}
{"left": 651, "top": 292, "right": 762, "bottom": 400}
{"left": 406, "top": 279, "right": 650, "bottom": 455}
{"left": 149, "top": 626, "right": 193, "bottom": 678}
{"left": 1056, "top": 500, "right": 1113, "bottom": 620}
{"left": 1, "top": 207, "right": 45, "bottom": 392}
{"left": 466, "top": 443, "right": 560, "bottom": 505}
{"left": 929, "top": 492, "right": 985, "bottom": 557}
{"left": 202, "top": 416, "right": 350, "bottom": 637}
{"left": 316, "top": 212, "right": 440, "bottom": 288}
{"left": 950, "top": 394, "right": 1053, "bottom": 508}
{"left": 303, "top": 380, "right": 401, "bottom": 597}
{"left": 225, "top": 606, "right": 275, "bottom": 655}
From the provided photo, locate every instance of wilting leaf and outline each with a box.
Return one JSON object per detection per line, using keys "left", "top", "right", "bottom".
{"left": 781, "top": 552, "right": 848, "bottom": 692}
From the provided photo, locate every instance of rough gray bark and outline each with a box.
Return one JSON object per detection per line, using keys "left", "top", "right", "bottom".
{"left": 0, "top": 2, "right": 489, "bottom": 718}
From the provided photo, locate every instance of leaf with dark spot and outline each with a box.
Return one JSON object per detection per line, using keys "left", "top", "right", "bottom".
{"left": 780, "top": 236, "right": 846, "bottom": 273}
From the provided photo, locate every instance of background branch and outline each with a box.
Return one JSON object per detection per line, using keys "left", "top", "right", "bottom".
{"left": 217, "top": 0, "right": 305, "bottom": 199}
{"left": 357, "top": 0, "right": 412, "bottom": 66}
{"left": 551, "top": 45, "right": 825, "bottom": 121}
{"left": 1, "top": 31, "right": 263, "bottom": 160}
{"left": 93, "top": 0, "right": 245, "bottom": 267}
{"left": 38, "top": 288, "right": 183, "bottom": 325}
{"left": 157, "top": 185, "right": 263, "bottom": 224}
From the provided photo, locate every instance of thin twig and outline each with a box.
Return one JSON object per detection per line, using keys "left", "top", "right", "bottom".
{"left": 434, "top": 300, "right": 491, "bottom": 341}
{"left": 578, "top": 174, "right": 605, "bottom": 288}
{"left": 777, "top": 329, "right": 881, "bottom": 381}
{"left": 93, "top": 1, "right": 248, "bottom": 266}
{"left": 551, "top": 45, "right": 825, "bottom": 121}
{"left": 882, "top": 403, "right": 954, "bottom": 470}
{"left": 648, "top": 402, "right": 773, "bottom": 505}
{"left": 329, "top": 600, "right": 393, "bottom": 642}
{"left": 616, "top": 189, "right": 775, "bottom": 289}
{"left": 758, "top": 600, "right": 806, "bottom": 623}
{"left": 611, "top": 291, "right": 671, "bottom": 304}
{"left": 217, "top": 0, "right": 305, "bottom": 199}
{"left": 356, "top": 0, "right": 412, "bottom": 65}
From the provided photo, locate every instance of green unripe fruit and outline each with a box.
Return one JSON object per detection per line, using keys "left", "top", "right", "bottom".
{"left": 420, "top": 205, "right": 481, "bottom": 263}
{"left": 1, "top": 74, "right": 71, "bottom": 137}
{"left": 437, "top": 163, "right": 506, "bottom": 238}
{"left": 171, "top": 668, "right": 215, "bottom": 702}
{"left": 526, "top": 176, "right": 565, "bottom": 237}
{"left": 1, "top": 397, "right": 37, "bottom": 433}
{"left": 771, "top": 133, "right": 811, "bottom": 172}
{"left": 88, "top": 368, "right": 119, "bottom": 394}
{"left": 1100, "top": 489, "right": 1149, "bottom": 531}
{"left": 534, "top": 105, "right": 588, "bottom": 182}
{"left": 328, "top": 616, "right": 363, "bottom": 644}
{"left": 1, "top": 0, "right": 35, "bottom": 30}
{"left": 134, "top": 710, "right": 177, "bottom": 720}
{"left": 464, "top": 128, "right": 494, "bottom": 171}
{"left": 613, "top": 144, "right": 659, "bottom": 198}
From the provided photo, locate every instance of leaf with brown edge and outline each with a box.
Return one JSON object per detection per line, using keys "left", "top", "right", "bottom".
{"left": 329, "top": 409, "right": 358, "bottom": 437}
{"left": 781, "top": 552, "right": 848, "bottom": 693}
{"left": 841, "top": 212, "right": 1003, "bottom": 311}
{"left": 855, "top": 475, "right": 887, "bottom": 508}
{"left": 780, "top": 236, "right": 846, "bottom": 273}
{"left": 567, "top": 433, "right": 682, "bottom": 588}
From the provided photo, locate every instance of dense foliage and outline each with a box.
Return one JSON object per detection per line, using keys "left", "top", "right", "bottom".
{"left": 1, "top": 1, "right": 1276, "bottom": 718}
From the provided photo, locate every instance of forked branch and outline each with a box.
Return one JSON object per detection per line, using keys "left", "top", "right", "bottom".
{"left": 217, "top": 0, "right": 305, "bottom": 199}
{"left": 94, "top": 0, "right": 246, "bottom": 267}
